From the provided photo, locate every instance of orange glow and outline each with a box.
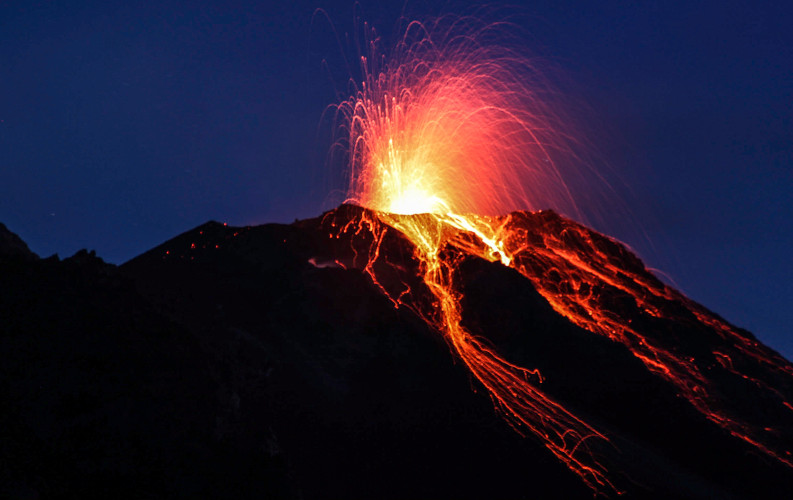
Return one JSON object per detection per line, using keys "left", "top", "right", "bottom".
{"left": 330, "top": 16, "right": 793, "bottom": 494}
{"left": 337, "top": 18, "right": 585, "bottom": 219}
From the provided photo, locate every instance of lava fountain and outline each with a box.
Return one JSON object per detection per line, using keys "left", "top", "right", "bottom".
{"left": 329, "top": 14, "right": 793, "bottom": 495}
{"left": 341, "top": 18, "right": 583, "bottom": 218}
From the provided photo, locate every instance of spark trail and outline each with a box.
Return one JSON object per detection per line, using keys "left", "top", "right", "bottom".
{"left": 329, "top": 15, "right": 793, "bottom": 494}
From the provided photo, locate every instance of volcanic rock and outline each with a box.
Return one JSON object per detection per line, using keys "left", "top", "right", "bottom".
{"left": 0, "top": 222, "right": 38, "bottom": 262}
{"left": 1, "top": 205, "right": 791, "bottom": 499}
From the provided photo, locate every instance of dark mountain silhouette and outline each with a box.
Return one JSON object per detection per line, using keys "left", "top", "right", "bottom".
{"left": 1, "top": 205, "right": 791, "bottom": 499}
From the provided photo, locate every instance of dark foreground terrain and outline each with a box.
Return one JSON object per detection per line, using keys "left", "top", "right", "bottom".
{"left": 2, "top": 206, "right": 792, "bottom": 499}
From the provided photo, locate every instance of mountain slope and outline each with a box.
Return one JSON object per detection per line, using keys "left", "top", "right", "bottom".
{"left": 2, "top": 206, "right": 791, "bottom": 498}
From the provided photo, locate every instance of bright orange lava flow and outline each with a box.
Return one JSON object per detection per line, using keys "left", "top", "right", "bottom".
{"left": 378, "top": 212, "right": 614, "bottom": 492}
{"left": 493, "top": 213, "right": 793, "bottom": 469}
{"left": 333, "top": 17, "right": 793, "bottom": 494}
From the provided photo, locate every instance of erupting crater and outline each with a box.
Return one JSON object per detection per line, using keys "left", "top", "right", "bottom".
{"left": 324, "top": 16, "right": 793, "bottom": 494}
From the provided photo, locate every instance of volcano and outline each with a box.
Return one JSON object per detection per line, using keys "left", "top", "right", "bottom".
{"left": 1, "top": 205, "right": 791, "bottom": 499}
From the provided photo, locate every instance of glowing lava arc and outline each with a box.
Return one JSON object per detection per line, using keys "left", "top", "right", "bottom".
{"left": 339, "top": 17, "right": 585, "bottom": 219}
{"left": 333, "top": 17, "right": 616, "bottom": 493}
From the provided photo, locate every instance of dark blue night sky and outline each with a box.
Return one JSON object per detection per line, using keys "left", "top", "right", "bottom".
{"left": 1, "top": 1, "right": 791, "bottom": 359}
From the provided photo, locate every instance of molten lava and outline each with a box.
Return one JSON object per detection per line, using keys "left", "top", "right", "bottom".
{"left": 329, "top": 17, "right": 793, "bottom": 495}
